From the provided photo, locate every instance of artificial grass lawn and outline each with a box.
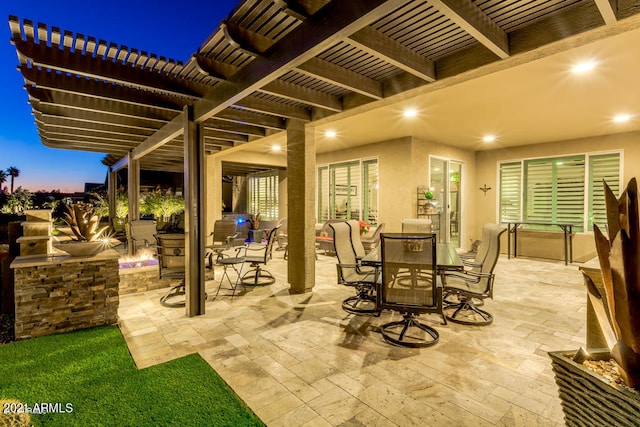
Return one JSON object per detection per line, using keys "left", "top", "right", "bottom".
{"left": 0, "top": 326, "right": 264, "bottom": 426}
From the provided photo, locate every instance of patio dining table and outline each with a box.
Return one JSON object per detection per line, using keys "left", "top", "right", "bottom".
{"left": 361, "top": 240, "right": 463, "bottom": 272}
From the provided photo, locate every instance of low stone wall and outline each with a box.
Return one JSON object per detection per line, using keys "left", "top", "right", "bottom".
{"left": 118, "top": 265, "right": 182, "bottom": 294}
{"left": 12, "top": 250, "right": 120, "bottom": 340}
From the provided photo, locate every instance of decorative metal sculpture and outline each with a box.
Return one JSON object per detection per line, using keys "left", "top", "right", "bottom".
{"left": 593, "top": 177, "right": 640, "bottom": 387}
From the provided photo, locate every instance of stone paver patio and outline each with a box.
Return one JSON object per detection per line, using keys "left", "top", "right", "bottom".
{"left": 118, "top": 249, "right": 585, "bottom": 426}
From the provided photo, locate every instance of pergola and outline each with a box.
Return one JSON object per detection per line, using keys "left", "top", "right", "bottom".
{"left": 9, "top": 0, "right": 640, "bottom": 316}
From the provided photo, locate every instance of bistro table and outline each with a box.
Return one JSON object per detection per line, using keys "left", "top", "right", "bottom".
{"left": 361, "top": 241, "right": 463, "bottom": 272}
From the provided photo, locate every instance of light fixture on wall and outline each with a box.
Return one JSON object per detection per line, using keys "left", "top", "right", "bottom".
{"left": 479, "top": 184, "right": 492, "bottom": 196}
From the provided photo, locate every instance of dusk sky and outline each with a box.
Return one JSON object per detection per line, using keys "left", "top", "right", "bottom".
{"left": 0, "top": 0, "right": 237, "bottom": 193}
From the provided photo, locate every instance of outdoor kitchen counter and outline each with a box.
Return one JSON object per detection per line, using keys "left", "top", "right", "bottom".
{"left": 10, "top": 248, "right": 120, "bottom": 268}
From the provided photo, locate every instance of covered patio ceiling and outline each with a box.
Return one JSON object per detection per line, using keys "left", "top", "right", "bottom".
{"left": 10, "top": 0, "right": 640, "bottom": 172}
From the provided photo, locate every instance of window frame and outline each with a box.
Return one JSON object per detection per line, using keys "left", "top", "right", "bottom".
{"left": 316, "top": 157, "right": 379, "bottom": 225}
{"left": 497, "top": 150, "right": 622, "bottom": 233}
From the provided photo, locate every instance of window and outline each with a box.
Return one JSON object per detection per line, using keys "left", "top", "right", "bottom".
{"left": 247, "top": 171, "right": 279, "bottom": 220}
{"left": 498, "top": 152, "right": 620, "bottom": 231}
{"left": 317, "top": 158, "right": 378, "bottom": 225}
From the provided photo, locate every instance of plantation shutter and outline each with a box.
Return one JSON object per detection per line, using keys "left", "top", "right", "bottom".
{"left": 555, "top": 156, "right": 585, "bottom": 228}
{"left": 524, "top": 159, "right": 553, "bottom": 223}
{"left": 363, "top": 159, "right": 378, "bottom": 225}
{"left": 589, "top": 153, "right": 621, "bottom": 231}
{"left": 247, "top": 172, "right": 278, "bottom": 220}
{"left": 330, "top": 161, "right": 360, "bottom": 219}
{"left": 317, "top": 166, "right": 329, "bottom": 222}
{"left": 499, "top": 162, "right": 522, "bottom": 222}
{"left": 524, "top": 156, "right": 585, "bottom": 230}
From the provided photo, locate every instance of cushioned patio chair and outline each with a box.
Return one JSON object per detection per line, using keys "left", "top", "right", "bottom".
{"left": 459, "top": 223, "right": 493, "bottom": 267}
{"left": 442, "top": 225, "right": 507, "bottom": 325}
{"left": 361, "top": 223, "right": 385, "bottom": 253}
{"left": 401, "top": 218, "right": 432, "bottom": 234}
{"left": 238, "top": 225, "right": 280, "bottom": 286}
{"left": 377, "top": 232, "right": 445, "bottom": 347}
{"left": 330, "top": 221, "right": 379, "bottom": 315}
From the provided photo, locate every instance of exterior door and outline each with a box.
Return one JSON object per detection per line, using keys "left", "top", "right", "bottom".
{"left": 429, "top": 157, "right": 463, "bottom": 247}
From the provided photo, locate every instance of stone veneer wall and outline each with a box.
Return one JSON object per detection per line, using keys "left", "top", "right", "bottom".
{"left": 13, "top": 255, "right": 119, "bottom": 340}
{"left": 118, "top": 266, "right": 182, "bottom": 294}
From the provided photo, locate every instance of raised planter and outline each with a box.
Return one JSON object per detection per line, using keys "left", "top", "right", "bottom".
{"left": 549, "top": 350, "right": 640, "bottom": 427}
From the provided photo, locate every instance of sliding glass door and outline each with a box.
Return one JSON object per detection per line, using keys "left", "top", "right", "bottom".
{"left": 429, "top": 157, "right": 463, "bottom": 247}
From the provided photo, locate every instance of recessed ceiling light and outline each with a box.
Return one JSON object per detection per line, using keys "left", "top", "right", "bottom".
{"left": 271, "top": 144, "right": 281, "bottom": 152}
{"left": 613, "top": 114, "right": 632, "bottom": 123}
{"left": 325, "top": 130, "right": 337, "bottom": 138}
{"left": 572, "top": 60, "right": 597, "bottom": 74}
{"left": 483, "top": 135, "right": 496, "bottom": 143}
{"left": 403, "top": 108, "right": 418, "bottom": 118}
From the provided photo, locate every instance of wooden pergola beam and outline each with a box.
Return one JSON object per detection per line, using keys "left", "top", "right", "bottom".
{"left": 296, "top": 57, "right": 383, "bottom": 99}
{"left": 348, "top": 26, "right": 436, "bottom": 82}
{"left": 259, "top": 79, "right": 343, "bottom": 112}
{"left": 191, "top": 0, "right": 406, "bottom": 122}
{"left": 13, "top": 39, "right": 206, "bottom": 98}
{"left": 594, "top": 0, "right": 618, "bottom": 24}
{"left": 426, "top": 0, "right": 509, "bottom": 58}
{"left": 21, "top": 66, "right": 187, "bottom": 111}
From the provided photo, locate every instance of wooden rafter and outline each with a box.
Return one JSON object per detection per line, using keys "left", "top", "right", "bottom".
{"left": 426, "top": 0, "right": 509, "bottom": 59}
{"left": 347, "top": 26, "right": 436, "bottom": 82}
{"left": 594, "top": 0, "right": 618, "bottom": 24}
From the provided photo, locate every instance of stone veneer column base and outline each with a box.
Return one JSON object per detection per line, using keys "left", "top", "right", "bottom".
{"left": 11, "top": 250, "right": 120, "bottom": 340}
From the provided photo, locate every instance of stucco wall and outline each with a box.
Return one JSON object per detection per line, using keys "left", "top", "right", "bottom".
{"left": 475, "top": 130, "right": 640, "bottom": 262}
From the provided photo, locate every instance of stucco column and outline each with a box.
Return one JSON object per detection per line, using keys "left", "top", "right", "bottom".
{"left": 287, "top": 119, "right": 315, "bottom": 293}
{"left": 206, "top": 156, "right": 223, "bottom": 233}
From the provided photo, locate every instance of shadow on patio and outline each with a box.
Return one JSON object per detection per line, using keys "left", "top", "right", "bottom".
{"left": 118, "top": 250, "right": 584, "bottom": 426}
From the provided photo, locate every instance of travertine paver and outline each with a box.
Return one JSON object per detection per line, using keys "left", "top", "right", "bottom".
{"left": 118, "top": 250, "right": 585, "bottom": 426}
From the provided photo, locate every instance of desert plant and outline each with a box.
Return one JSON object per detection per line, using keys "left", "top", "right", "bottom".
{"left": 2, "top": 187, "right": 33, "bottom": 213}
{"left": 140, "top": 188, "right": 184, "bottom": 222}
{"left": 62, "top": 203, "right": 109, "bottom": 242}
{"left": 593, "top": 177, "right": 640, "bottom": 387}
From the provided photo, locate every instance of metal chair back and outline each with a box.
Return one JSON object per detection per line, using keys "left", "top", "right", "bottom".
{"left": 378, "top": 233, "right": 440, "bottom": 313}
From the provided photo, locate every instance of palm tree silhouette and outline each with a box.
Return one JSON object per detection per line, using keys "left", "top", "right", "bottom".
{"left": 6, "top": 167, "right": 20, "bottom": 194}
{"left": 0, "top": 170, "right": 6, "bottom": 193}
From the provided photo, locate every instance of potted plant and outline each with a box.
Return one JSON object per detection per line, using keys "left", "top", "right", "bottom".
{"left": 549, "top": 178, "right": 640, "bottom": 425}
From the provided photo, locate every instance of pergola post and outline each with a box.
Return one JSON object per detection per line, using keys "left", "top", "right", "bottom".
{"left": 184, "top": 105, "right": 206, "bottom": 316}
{"left": 286, "top": 119, "right": 316, "bottom": 293}
{"left": 127, "top": 152, "right": 140, "bottom": 255}
{"left": 107, "top": 167, "right": 117, "bottom": 222}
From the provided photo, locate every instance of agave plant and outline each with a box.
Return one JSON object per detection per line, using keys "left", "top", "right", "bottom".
{"left": 62, "top": 203, "right": 110, "bottom": 242}
{"left": 593, "top": 177, "right": 640, "bottom": 387}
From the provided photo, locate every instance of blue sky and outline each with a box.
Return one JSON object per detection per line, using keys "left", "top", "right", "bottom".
{"left": 0, "top": 0, "right": 237, "bottom": 192}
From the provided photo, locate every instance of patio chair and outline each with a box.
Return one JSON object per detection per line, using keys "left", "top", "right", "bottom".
{"left": 238, "top": 225, "right": 280, "bottom": 286}
{"left": 361, "top": 223, "right": 384, "bottom": 253}
{"left": 205, "top": 220, "right": 238, "bottom": 269}
{"left": 329, "top": 221, "right": 379, "bottom": 315}
{"left": 346, "top": 219, "right": 366, "bottom": 259}
{"left": 275, "top": 217, "right": 288, "bottom": 250}
{"left": 442, "top": 225, "right": 507, "bottom": 325}
{"left": 459, "top": 223, "right": 493, "bottom": 266}
{"left": 127, "top": 220, "right": 158, "bottom": 254}
{"left": 402, "top": 218, "right": 432, "bottom": 234}
{"left": 377, "top": 232, "right": 445, "bottom": 347}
